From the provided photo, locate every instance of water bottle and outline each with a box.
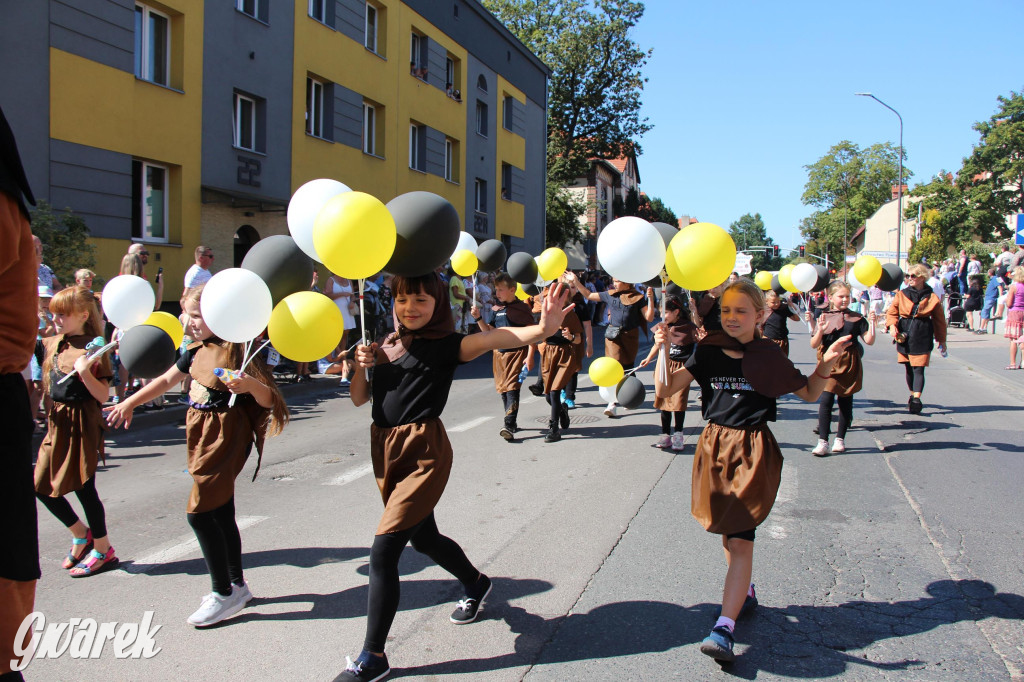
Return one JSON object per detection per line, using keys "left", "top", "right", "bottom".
{"left": 517, "top": 364, "right": 529, "bottom": 384}
{"left": 214, "top": 367, "right": 242, "bottom": 382}
{"left": 939, "top": 346, "right": 948, "bottom": 359}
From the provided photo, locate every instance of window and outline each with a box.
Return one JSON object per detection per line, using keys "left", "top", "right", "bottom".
{"left": 477, "top": 74, "right": 487, "bottom": 92}
{"left": 134, "top": 4, "right": 169, "bottom": 86}
{"left": 409, "top": 124, "right": 426, "bottom": 172}
{"left": 309, "top": 0, "right": 326, "bottom": 23}
{"left": 131, "top": 160, "right": 168, "bottom": 242}
{"left": 363, "top": 103, "right": 376, "bottom": 155}
{"left": 474, "top": 178, "right": 487, "bottom": 214}
{"left": 475, "top": 101, "right": 488, "bottom": 137}
{"left": 306, "top": 77, "right": 325, "bottom": 138}
{"left": 236, "top": 0, "right": 261, "bottom": 19}
{"left": 365, "top": 3, "right": 378, "bottom": 52}
{"left": 410, "top": 32, "right": 427, "bottom": 78}
{"left": 446, "top": 58, "right": 454, "bottom": 89}
{"left": 444, "top": 139, "right": 454, "bottom": 182}
{"left": 233, "top": 92, "right": 257, "bottom": 151}
{"left": 501, "top": 163, "right": 512, "bottom": 200}
{"left": 503, "top": 95, "right": 514, "bottom": 131}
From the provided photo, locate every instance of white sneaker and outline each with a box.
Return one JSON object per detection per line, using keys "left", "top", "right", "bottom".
{"left": 811, "top": 439, "right": 830, "bottom": 457}
{"left": 234, "top": 581, "right": 253, "bottom": 603}
{"left": 604, "top": 404, "right": 617, "bottom": 418}
{"left": 670, "top": 432, "right": 686, "bottom": 452}
{"left": 831, "top": 437, "right": 846, "bottom": 453}
{"left": 187, "top": 589, "right": 246, "bottom": 627}
{"left": 654, "top": 434, "right": 671, "bottom": 449}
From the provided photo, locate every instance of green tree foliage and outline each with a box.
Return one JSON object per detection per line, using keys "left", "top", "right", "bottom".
{"left": 646, "top": 196, "right": 676, "bottom": 226}
{"left": 907, "top": 227, "right": 946, "bottom": 265}
{"left": 616, "top": 188, "right": 677, "bottom": 225}
{"left": 904, "top": 172, "right": 971, "bottom": 255}
{"left": 544, "top": 181, "right": 588, "bottom": 248}
{"left": 31, "top": 200, "right": 97, "bottom": 287}
{"left": 728, "top": 212, "right": 780, "bottom": 271}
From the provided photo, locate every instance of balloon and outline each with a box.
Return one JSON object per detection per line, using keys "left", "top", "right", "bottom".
{"left": 876, "top": 263, "right": 903, "bottom": 292}
{"left": 514, "top": 283, "right": 530, "bottom": 301}
{"left": 791, "top": 262, "right": 818, "bottom": 292}
{"left": 476, "top": 239, "right": 507, "bottom": 272}
{"left": 268, "top": 291, "right": 345, "bottom": 362}
{"left": 651, "top": 222, "right": 679, "bottom": 247}
{"left": 507, "top": 252, "right": 539, "bottom": 284}
{"left": 853, "top": 255, "right": 882, "bottom": 287}
{"left": 778, "top": 264, "right": 799, "bottom": 293}
{"left": 451, "top": 249, "right": 478, "bottom": 277}
{"left": 287, "top": 179, "right": 351, "bottom": 262}
{"left": 771, "top": 274, "right": 786, "bottom": 295}
{"left": 201, "top": 268, "right": 273, "bottom": 343}
{"left": 144, "top": 311, "right": 184, "bottom": 349}
{"left": 453, "top": 231, "right": 477, "bottom": 258}
{"left": 616, "top": 375, "right": 646, "bottom": 410}
{"left": 536, "top": 247, "right": 567, "bottom": 282}
{"left": 588, "top": 356, "right": 624, "bottom": 387}
{"left": 241, "top": 234, "right": 315, "bottom": 306}
{"left": 314, "top": 192, "right": 396, "bottom": 280}
{"left": 812, "top": 264, "right": 830, "bottom": 292}
{"left": 665, "top": 222, "right": 736, "bottom": 291}
{"left": 523, "top": 283, "right": 541, "bottom": 296}
{"left": 664, "top": 282, "right": 683, "bottom": 298}
{"left": 754, "top": 271, "right": 774, "bottom": 290}
{"left": 846, "top": 268, "right": 866, "bottom": 292}
{"left": 598, "top": 383, "right": 617, "bottom": 403}
{"left": 385, "top": 192, "right": 462, "bottom": 277}
{"left": 118, "top": 324, "right": 177, "bottom": 379}
{"left": 102, "top": 275, "right": 155, "bottom": 330}
{"left": 597, "top": 217, "right": 666, "bottom": 283}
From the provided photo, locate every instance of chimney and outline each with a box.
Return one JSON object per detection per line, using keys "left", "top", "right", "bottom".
{"left": 891, "top": 184, "right": 908, "bottom": 201}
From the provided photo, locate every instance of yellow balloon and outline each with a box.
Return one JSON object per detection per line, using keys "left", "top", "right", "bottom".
{"left": 665, "top": 222, "right": 736, "bottom": 291}
{"left": 451, "top": 249, "right": 478, "bottom": 277}
{"left": 536, "top": 247, "right": 568, "bottom": 281}
{"left": 313, "top": 191, "right": 396, "bottom": 280}
{"left": 588, "top": 356, "right": 625, "bottom": 387}
{"left": 268, "top": 291, "right": 345, "bottom": 362}
{"left": 144, "top": 311, "right": 184, "bottom": 348}
{"left": 853, "top": 255, "right": 882, "bottom": 287}
{"left": 754, "top": 271, "right": 773, "bottom": 291}
{"left": 515, "top": 283, "right": 530, "bottom": 301}
{"left": 778, "top": 263, "right": 799, "bottom": 293}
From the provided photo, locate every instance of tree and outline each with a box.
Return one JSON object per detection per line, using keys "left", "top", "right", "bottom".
{"left": 728, "top": 212, "right": 778, "bottom": 271}
{"left": 31, "top": 200, "right": 97, "bottom": 287}
{"left": 646, "top": 196, "right": 676, "bottom": 226}
{"left": 616, "top": 188, "right": 677, "bottom": 225}
{"left": 907, "top": 227, "right": 946, "bottom": 265}
{"left": 904, "top": 172, "right": 970, "bottom": 255}
{"left": 544, "top": 181, "right": 588, "bottom": 248}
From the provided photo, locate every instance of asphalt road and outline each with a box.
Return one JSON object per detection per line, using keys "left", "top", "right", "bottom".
{"left": 25, "top": 321, "right": 1024, "bottom": 681}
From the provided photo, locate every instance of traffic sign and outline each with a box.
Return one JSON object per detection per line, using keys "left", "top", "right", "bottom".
{"left": 1016, "top": 214, "right": 1024, "bottom": 245}
{"left": 734, "top": 252, "right": 753, "bottom": 275}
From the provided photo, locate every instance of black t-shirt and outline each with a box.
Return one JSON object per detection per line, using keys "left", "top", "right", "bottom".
{"left": 685, "top": 345, "right": 778, "bottom": 426}
{"left": 821, "top": 315, "right": 870, "bottom": 357}
{"left": 371, "top": 333, "right": 464, "bottom": 428}
{"left": 176, "top": 345, "right": 232, "bottom": 409}
{"left": 698, "top": 296, "right": 722, "bottom": 332}
{"left": 763, "top": 306, "right": 792, "bottom": 340}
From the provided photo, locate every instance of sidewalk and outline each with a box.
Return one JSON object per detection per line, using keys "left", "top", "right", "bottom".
{"left": 941, "top": 322, "right": 1023, "bottom": 394}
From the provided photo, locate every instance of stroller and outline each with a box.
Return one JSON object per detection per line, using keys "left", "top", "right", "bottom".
{"left": 947, "top": 293, "right": 967, "bottom": 328}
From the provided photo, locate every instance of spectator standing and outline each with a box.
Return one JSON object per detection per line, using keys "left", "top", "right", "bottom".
{"left": 183, "top": 245, "right": 214, "bottom": 293}
{"left": 956, "top": 249, "right": 969, "bottom": 296}
{"left": 1004, "top": 266, "right": 1024, "bottom": 370}
{"left": 127, "top": 242, "right": 164, "bottom": 309}
{"left": 967, "top": 254, "right": 982, "bottom": 277}
{"left": 980, "top": 268, "right": 1004, "bottom": 335}
{"left": 34, "top": 234, "right": 61, "bottom": 291}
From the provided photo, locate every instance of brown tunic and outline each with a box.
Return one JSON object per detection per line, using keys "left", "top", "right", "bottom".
{"left": 767, "top": 337, "right": 789, "bottom": 357}
{"left": 654, "top": 356, "right": 690, "bottom": 412}
{"left": 605, "top": 327, "right": 640, "bottom": 366}
{"left": 371, "top": 419, "right": 452, "bottom": 534}
{"left": 492, "top": 347, "right": 528, "bottom": 393}
{"left": 816, "top": 344, "right": 862, "bottom": 396}
{"left": 885, "top": 289, "right": 947, "bottom": 367}
{"left": 542, "top": 311, "right": 583, "bottom": 393}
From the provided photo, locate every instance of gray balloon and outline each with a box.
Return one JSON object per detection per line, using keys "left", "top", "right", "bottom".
{"left": 118, "top": 324, "right": 177, "bottom": 379}
{"left": 771, "top": 274, "right": 787, "bottom": 295}
{"left": 876, "top": 263, "right": 903, "bottom": 292}
{"left": 476, "top": 239, "right": 507, "bottom": 272}
{"left": 523, "top": 283, "right": 541, "bottom": 296}
{"left": 651, "top": 222, "right": 679, "bottom": 247}
{"left": 507, "top": 251, "right": 539, "bottom": 284}
{"left": 384, "top": 192, "right": 461, "bottom": 277}
{"left": 616, "top": 375, "right": 646, "bottom": 410}
{"left": 811, "top": 264, "right": 830, "bottom": 292}
{"left": 241, "top": 234, "right": 314, "bottom": 306}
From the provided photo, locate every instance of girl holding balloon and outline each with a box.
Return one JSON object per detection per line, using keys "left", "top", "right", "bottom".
{"left": 762, "top": 291, "right": 801, "bottom": 357}
{"left": 538, "top": 282, "right": 585, "bottom": 443}
{"left": 340, "top": 273, "right": 572, "bottom": 682}
{"left": 638, "top": 292, "right": 698, "bottom": 452}
{"left": 106, "top": 285, "right": 289, "bottom": 627}
{"left": 656, "top": 279, "right": 851, "bottom": 664}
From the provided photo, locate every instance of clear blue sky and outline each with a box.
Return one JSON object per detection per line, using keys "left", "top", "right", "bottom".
{"left": 634, "top": 0, "right": 1024, "bottom": 248}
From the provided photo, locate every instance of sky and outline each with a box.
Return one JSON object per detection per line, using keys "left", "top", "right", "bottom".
{"left": 633, "top": 0, "right": 1024, "bottom": 249}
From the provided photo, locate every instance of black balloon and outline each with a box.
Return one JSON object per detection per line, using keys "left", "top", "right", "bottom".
{"left": 616, "top": 375, "right": 646, "bottom": 410}
{"left": 811, "top": 264, "right": 830, "bottom": 292}
{"left": 118, "top": 324, "right": 177, "bottom": 379}
{"left": 771, "top": 274, "right": 787, "bottom": 295}
{"left": 523, "top": 283, "right": 541, "bottom": 296}
{"left": 384, "top": 192, "right": 461, "bottom": 277}
{"left": 644, "top": 275, "right": 663, "bottom": 288}
{"left": 651, "top": 222, "right": 679, "bottom": 247}
{"left": 241, "top": 235, "right": 314, "bottom": 306}
{"left": 476, "top": 239, "right": 507, "bottom": 272}
{"left": 664, "top": 282, "right": 684, "bottom": 297}
{"left": 876, "top": 263, "right": 903, "bottom": 292}
{"left": 507, "top": 252, "right": 539, "bottom": 284}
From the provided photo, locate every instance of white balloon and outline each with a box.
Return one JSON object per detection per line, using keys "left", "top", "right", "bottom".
{"left": 287, "top": 179, "right": 351, "bottom": 263}
{"left": 452, "top": 231, "right": 477, "bottom": 260}
{"left": 102, "top": 275, "right": 155, "bottom": 330}
{"left": 598, "top": 383, "right": 617, "bottom": 403}
{"left": 846, "top": 268, "right": 866, "bottom": 293}
{"left": 201, "top": 269, "right": 274, "bottom": 343}
{"left": 597, "top": 217, "right": 666, "bottom": 284}
{"left": 791, "top": 262, "right": 818, "bottom": 292}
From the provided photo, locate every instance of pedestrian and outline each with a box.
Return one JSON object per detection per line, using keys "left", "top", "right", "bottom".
{"left": 34, "top": 286, "right": 118, "bottom": 577}
{"left": 1003, "top": 266, "right": 1024, "bottom": 369}
{"left": 106, "top": 284, "right": 288, "bottom": 626}
{"left": 655, "top": 279, "right": 851, "bottom": 664}
{"left": 762, "top": 290, "right": 800, "bottom": 356}
{"left": 639, "top": 292, "right": 698, "bottom": 452}
{"left": 560, "top": 290, "right": 592, "bottom": 410}
{"left": 127, "top": 242, "right": 164, "bottom": 309}
{"left": 183, "top": 245, "right": 214, "bottom": 293}
{"left": 326, "top": 274, "right": 356, "bottom": 384}
{"left": 956, "top": 249, "right": 969, "bottom": 296}
{"left": 980, "top": 268, "right": 1004, "bottom": 335}
{"left": 469, "top": 272, "right": 535, "bottom": 442}
{"left": 884, "top": 264, "right": 947, "bottom": 413}
{"left": 537, "top": 281, "right": 584, "bottom": 443}
{"left": 117, "top": 253, "right": 165, "bottom": 411}
{"left": 964, "top": 275, "right": 983, "bottom": 332}
{"left": 806, "top": 281, "right": 875, "bottom": 456}
{"left": 448, "top": 267, "right": 469, "bottom": 333}
{"left": 33, "top": 234, "right": 61, "bottom": 291}
{"left": 695, "top": 283, "right": 727, "bottom": 333}
{"left": 338, "top": 273, "right": 571, "bottom": 681}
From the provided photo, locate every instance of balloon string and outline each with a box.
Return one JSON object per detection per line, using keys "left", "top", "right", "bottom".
{"left": 229, "top": 338, "right": 271, "bottom": 408}
{"left": 472, "top": 273, "right": 478, "bottom": 309}
{"left": 358, "top": 278, "right": 369, "bottom": 383}
{"left": 658, "top": 273, "right": 668, "bottom": 385}
{"left": 57, "top": 342, "right": 118, "bottom": 384}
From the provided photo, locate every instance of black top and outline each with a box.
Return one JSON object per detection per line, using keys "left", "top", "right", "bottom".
{"left": 176, "top": 345, "right": 232, "bottom": 409}
{"left": 763, "top": 306, "right": 792, "bottom": 340}
{"left": 822, "top": 315, "right": 870, "bottom": 358}
{"left": 371, "top": 333, "right": 464, "bottom": 428}
{"left": 698, "top": 296, "right": 722, "bottom": 331}
{"left": 669, "top": 341, "right": 696, "bottom": 362}
{"left": 685, "top": 345, "right": 778, "bottom": 426}
{"left": 0, "top": 105, "right": 35, "bottom": 219}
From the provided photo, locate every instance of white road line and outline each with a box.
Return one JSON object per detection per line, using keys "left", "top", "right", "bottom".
{"left": 326, "top": 462, "right": 374, "bottom": 486}
{"left": 118, "top": 516, "right": 268, "bottom": 576}
{"left": 447, "top": 416, "right": 493, "bottom": 433}
{"left": 775, "top": 464, "right": 799, "bottom": 505}
{"left": 520, "top": 396, "right": 540, "bottom": 406}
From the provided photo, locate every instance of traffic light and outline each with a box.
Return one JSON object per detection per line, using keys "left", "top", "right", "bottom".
{"left": 772, "top": 245, "right": 780, "bottom": 258}
{"left": 798, "top": 245, "right": 805, "bottom": 257}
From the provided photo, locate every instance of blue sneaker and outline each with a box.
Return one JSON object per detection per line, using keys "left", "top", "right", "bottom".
{"left": 564, "top": 397, "right": 576, "bottom": 409}
{"left": 560, "top": 389, "right": 566, "bottom": 403}
{"left": 700, "top": 626, "right": 735, "bottom": 662}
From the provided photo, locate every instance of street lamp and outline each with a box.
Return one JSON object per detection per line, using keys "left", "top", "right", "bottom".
{"left": 856, "top": 92, "right": 904, "bottom": 267}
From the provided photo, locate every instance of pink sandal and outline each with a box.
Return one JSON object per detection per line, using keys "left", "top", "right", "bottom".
{"left": 69, "top": 547, "right": 119, "bottom": 578}
{"left": 62, "top": 530, "right": 93, "bottom": 569}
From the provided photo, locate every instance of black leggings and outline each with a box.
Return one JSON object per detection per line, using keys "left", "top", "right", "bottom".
{"left": 565, "top": 372, "right": 578, "bottom": 401}
{"left": 500, "top": 389, "right": 521, "bottom": 427}
{"left": 660, "top": 410, "right": 685, "bottom": 435}
{"left": 187, "top": 497, "right": 243, "bottom": 596}
{"left": 36, "top": 476, "right": 107, "bottom": 538}
{"left": 545, "top": 391, "right": 562, "bottom": 426}
{"left": 905, "top": 365, "right": 926, "bottom": 393}
{"left": 817, "top": 391, "right": 853, "bottom": 440}
{"left": 365, "top": 512, "right": 479, "bottom": 652}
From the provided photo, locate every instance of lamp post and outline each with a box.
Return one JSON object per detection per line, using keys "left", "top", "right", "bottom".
{"left": 856, "top": 92, "right": 903, "bottom": 267}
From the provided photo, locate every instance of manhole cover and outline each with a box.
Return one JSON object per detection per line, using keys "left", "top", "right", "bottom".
{"left": 534, "top": 414, "right": 600, "bottom": 425}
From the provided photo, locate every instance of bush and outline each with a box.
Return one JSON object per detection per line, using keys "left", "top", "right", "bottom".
{"left": 30, "top": 201, "right": 98, "bottom": 287}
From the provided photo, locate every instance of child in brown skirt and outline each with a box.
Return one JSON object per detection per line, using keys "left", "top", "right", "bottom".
{"left": 340, "top": 273, "right": 571, "bottom": 681}
{"left": 35, "top": 286, "right": 117, "bottom": 577}
{"left": 657, "top": 279, "right": 851, "bottom": 663}
{"left": 762, "top": 290, "right": 800, "bottom": 357}
{"left": 107, "top": 285, "right": 288, "bottom": 627}
{"left": 539, "top": 283, "right": 584, "bottom": 443}
{"left": 639, "top": 292, "right": 698, "bottom": 452}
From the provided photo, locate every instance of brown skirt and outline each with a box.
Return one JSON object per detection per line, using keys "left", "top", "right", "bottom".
{"left": 896, "top": 351, "right": 932, "bottom": 367}
{"left": 606, "top": 328, "right": 640, "bottom": 366}
{"left": 371, "top": 419, "right": 453, "bottom": 535}
{"left": 493, "top": 347, "right": 528, "bottom": 393}
{"left": 34, "top": 400, "right": 105, "bottom": 498}
{"left": 185, "top": 407, "right": 255, "bottom": 513}
{"left": 691, "top": 422, "right": 783, "bottom": 535}
{"left": 767, "top": 337, "right": 789, "bottom": 357}
{"left": 542, "top": 343, "right": 581, "bottom": 393}
{"left": 817, "top": 347, "right": 863, "bottom": 396}
{"left": 654, "top": 355, "right": 690, "bottom": 412}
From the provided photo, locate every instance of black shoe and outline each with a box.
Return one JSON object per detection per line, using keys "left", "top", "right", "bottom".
{"left": 544, "top": 428, "right": 561, "bottom": 443}
{"left": 451, "top": 575, "right": 492, "bottom": 624}
{"left": 334, "top": 652, "right": 390, "bottom": 682}
{"left": 908, "top": 396, "right": 923, "bottom": 414}
{"left": 739, "top": 584, "right": 758, "bottom": 619}
{"left": 528, "top": 382, "right": 544, "bottom": 397}
{"left": 499, "top": 427, "right": 515, "bottom": 442}
{"left": 558, "top": 403, "right": 570, "bottom": 430}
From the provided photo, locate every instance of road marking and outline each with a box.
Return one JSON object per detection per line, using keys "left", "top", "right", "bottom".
{"left": 775, "top": 464, "right": 799, "bottom": 504}
{"left": 447, "top": 416, "right": 493, "bottom": 433}
{"left": 119, "top": 516, "right": 268, "bottom": 576}
{"left": 326, "top": 462, "right": 374, "bottom": 486}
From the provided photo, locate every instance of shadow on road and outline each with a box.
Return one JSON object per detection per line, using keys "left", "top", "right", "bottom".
{"left": 128, "top": 545, "right": 370, "bottom": 576}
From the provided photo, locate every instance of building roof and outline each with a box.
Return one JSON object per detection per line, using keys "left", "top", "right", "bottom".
{"left": 466, "top": 0, "right": 552, "bottom": 76}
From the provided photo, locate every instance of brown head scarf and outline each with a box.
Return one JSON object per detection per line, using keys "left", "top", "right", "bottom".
{"left": 698, "top": 330, "right": 808, "bottom": 398}
{"left": 380, "top": 273, "right": 455, "bottom": 362}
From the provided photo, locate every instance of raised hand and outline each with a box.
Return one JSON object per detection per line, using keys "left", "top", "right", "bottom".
{"left": 538, "top": 282, "right": 573, "bottom": 337}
